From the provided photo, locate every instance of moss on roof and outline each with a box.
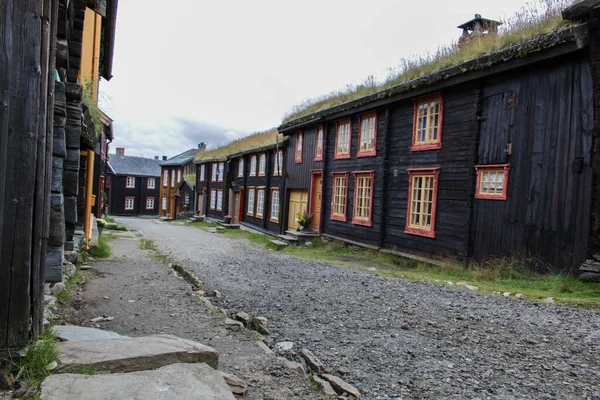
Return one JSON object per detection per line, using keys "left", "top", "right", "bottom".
{"left": 282, "top": 0, "right": 578, "bottom": 126}
{"left": 195, "top": 128, "right": 285, "bottom": 162}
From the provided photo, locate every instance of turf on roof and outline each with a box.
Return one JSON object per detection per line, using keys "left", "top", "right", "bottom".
{"left": 195, "top": 128, "right": 284, "bottom": 162}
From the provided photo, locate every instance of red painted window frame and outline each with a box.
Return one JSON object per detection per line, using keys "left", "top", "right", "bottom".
{"left": 411, "top": 93, "right": 444, "bottom": 152}
{"left": 405, "top": 167, "right": 440, "bottom": 238}
{"left": 351, "top": 170, "right": 375, "bottom": 226}
{"left": 124, "top": 196, "right": 135, "bottom": 210}
{"left": 334, "top": 119, "right": 351, "bottom": 160}
{"left": 357, "top": 112, "right": 377, "bottom": 157}
{"left": 125, "top": 176, "right": 135, "bottom": 188}
{"left": 209, "top": 189, "right": 217, "bottom": 210}
{"left": 475, "top": 164, "right": 510, "bottom": 200}
{"left": 145, "top": 197, "right": 155, "bottom": 210}
{"left": 295, "top": 131, "right": 303, "bottom": 163}
{"left": 147, "top": 177, "right": 155, "bottom": 189}
{"left": 330, "top": 171, "right": 349, "bottom": 222}
{"left": 270, "top": 188, "right": 281, "bottom": 223}
{"left": 315, "top": 125, "right": 324, "bottom": 161}
{"left": 216, "top": 189, "right": 224, "bottom": 211}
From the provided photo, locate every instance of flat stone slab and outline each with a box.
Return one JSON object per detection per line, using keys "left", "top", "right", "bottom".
{"left": 56, "top": 334, "right": 218, "bottom": 373}
{"left": 54, "top": 325, "right": 130, "bottom": 342}
{"left": 277, "top": 234, "right": 299, "bottom": 241}
{"left": 270, "top": 240, "right": 288, "bottom": 247}
{"left": 40, "top": 363, "right": 235, "bottom": 400}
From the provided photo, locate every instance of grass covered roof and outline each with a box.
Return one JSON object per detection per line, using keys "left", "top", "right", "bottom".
{"left": 194, "top": 128, "right": 285, "bottom": 162}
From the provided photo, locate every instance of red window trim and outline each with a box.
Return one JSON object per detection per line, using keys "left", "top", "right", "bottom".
{"left": 209, "top": 189, "right": 217, "bottom": 210}
{"left": 351, "top": 170, "right": 375, "bottom": 227}
{"left": 314, "top": 125, "right": 324, "bottom": 161}
{"left": 269, "top": 188, "right": 281, "bottom": 223}
{"left": 411, "top": 92, "right": 444, "bottom": 152}
{"left": 146, "top": 177, "right": 155, "bottom": 189}
{"left": 216, "top": 189, "right": 224, "bottom": 211}
{"left": 125, "top": 176, "right": 135, "bottom": 188}
{"left": 334, "top": 119, "right": 351, "bottom": 160}
{"left": 295, "top": 131, "right": 303, "bottom": 163}
{"left": 330, "top": 171, "right": 349, "bottom": 222}
{"left": 357, "top": 112, "right": 377, "bottom": 158}
{"left": 475, "top": 164, "right": 510, "bottom": 200}
{"left": 405, "top": 167, "right": 440, "bottom": 238}
{"left": 124, "top": 196, "right": 135, "bottom": 210}
{"left": 145, "top": 197, "right": 155, "bottom": 210}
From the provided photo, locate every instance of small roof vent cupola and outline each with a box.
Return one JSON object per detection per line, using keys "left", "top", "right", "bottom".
{"left": 458, "top": 14, "right": 502, "bottom": 49}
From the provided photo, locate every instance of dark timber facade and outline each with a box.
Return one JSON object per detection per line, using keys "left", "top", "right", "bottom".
{"left": 279, "top": 10, "right": 600, "bottom": 273}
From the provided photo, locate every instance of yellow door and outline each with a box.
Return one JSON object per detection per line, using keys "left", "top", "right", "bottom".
{"left": 287, "top": 190, "right": 308, "bottom": 231}
{"left": 311, "top": 174, "right": 322, "bottom": 231}
{"left": 197, "top": 193, "right": 204, "bottom": 215}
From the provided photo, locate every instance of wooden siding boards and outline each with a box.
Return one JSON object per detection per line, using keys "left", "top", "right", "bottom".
{"left": 109, "top": 176, "right": 160, "bottom": 216}
{"left": 321, "top": 109, "right": 385, "bottom": 246}
{"left": 285, "top": 126, "right": 323, "bottom": 189}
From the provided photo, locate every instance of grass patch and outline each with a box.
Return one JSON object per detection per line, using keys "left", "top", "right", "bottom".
{"left": 54, "top": 267, "right": 83, "bottom": 301}
{"left": 194, "top": 128, "right": 285, "bottom": 162}
{"left": 140, "top": 238, "right": 156, "bottom": 250}
{"left": 1, "top": 327, "right": 59, "bottom": 389}
{"left": 88, "top": 236, "right": 111, "bottom": 259}
{"left": 283, "top": 0, "right": 577, "bottom": 122}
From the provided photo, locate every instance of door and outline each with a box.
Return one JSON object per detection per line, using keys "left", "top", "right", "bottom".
{"left": 233, "top": 191, "right": 240, "bottom": 224}
{"left": 169, "top": 194, "right": 175, "bottom": 218}
{"left": 287, "top": 189, "right": 308, "bottom": 231}
{"left": 310, "top": 174, "right": 322, "bottom": 231}
{"left": 197, "top": 193, "right": 204, "bottom": 215}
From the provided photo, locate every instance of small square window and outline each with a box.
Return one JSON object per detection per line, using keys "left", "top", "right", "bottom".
{"left": 475, "top": 164, "right": 510, "bottom": 200}
{"left": 126, "top": 176, "right": 135, "bottom": 188}
{"left": 147, "top": 178, "right": 155, "bottom": 189}
{"left": 146, "top": 197, "right": 155, "bottom": 210}
{"left": 125, "top": 197, "right": 135, "bottom": 210}
{"left": 412, "top": 93, "right": 443, "bottom": 151}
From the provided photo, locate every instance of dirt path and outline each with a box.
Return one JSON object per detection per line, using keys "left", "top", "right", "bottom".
{"left": 111, "top": 216, "right": 600, "bottom": 400}
{"left": 57, "top": 230, "right": 320, "bottom": 400}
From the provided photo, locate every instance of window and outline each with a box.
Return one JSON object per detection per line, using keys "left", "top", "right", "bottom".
{"left": 258, "top": 153, "right": 266, "bottom": 176}
{"left": 352, "top": 171, "right": 375, "bottom": 226}
{"left": 184, "top": 194, "right": 190, "bottom": 205}
{"left": 218, "top": 162, "right": 224, "bottom": 182}
{"left": 412, "top": 93, "right": 443, "bottom": 151}
{"left": 273, "top": 150, "right": 283, "bottom": 176}
{"left": 358, "top": 112, "right": 377, "bottom": 157}
{"left": 200, "top": 164, "right": 205, "bottom": 181}
{"left": 238, "top": 158, "right": 244, "bottom": 177}
{"left": 126, "top": 176, "right": 135, "bottom": 188}
{"left": 247, "top": 187, "right": 256, "bottom": 215}
{"left": 146, "top": 197, "right": 155, "bottom": 210}
{"left": 162, "top": 196, "right": 167, "bottom": 210}
{"left": 250, "top": 155, "right": 257, "bottom": 176}
{"left": 216, "top": 190, "right": 223, "bottom": 211}
{"left": 295, "top": 132, "right": 303, "bottom": 163}
{"left": 475, "top": 164, "right": 510, "bottom": 200}
{"left": 331, "top": 172, "right": 348, "bottom": 221}
{"left": 405, "top": 167, "right": 440, "bottom": 238}
{"left": 171, "top": 169, "right": 176, "bottom": 187}
{"left": 335, "top": 120, "right": 351, "bottom": 159}
{"left": 315, "top": 125, "right": 324, "bottom": 161}
{"left": 256, "top": 188, "right": 265, "bottom": 218}
{"left": 125, "top": 197, "right": 134, "bottom": 210}
{"left": 177, "top": 170, "right": 181, "bottom": 183}
{"left": 211, "top": 163, "right": 218, "bottom": 182}
{"left": 270, "top": 189, "right": 280, "bottom": 222}
{"left": 163, "top": 170, "right": 168, "bottom": 187}
{"left": 210, "top": 189, "right": 217, "bottom": 210}
{"left": 147, "top": 178, "right": 155, "bottom": 189}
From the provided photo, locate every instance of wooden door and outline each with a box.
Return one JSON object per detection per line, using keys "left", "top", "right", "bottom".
{"left": 310, "top": 174, "right": 322, "bottom": 231}
{"left": 169, "top": 194, "right": 175, "bottom": 218}
{"left": 287, "top": 189, "right": 308, "bottom": 231}
{"left": 197, "top": 193, "right": 204, "bottom": 215}
{"left": 233, "top": 192, "right": 240, "bottom": 224}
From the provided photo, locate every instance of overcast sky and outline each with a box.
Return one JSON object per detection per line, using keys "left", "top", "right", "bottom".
{"left": 100, "top": 0, "right": 542, "bottom": 158}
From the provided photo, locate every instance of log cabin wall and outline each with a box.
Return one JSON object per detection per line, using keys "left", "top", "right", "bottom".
{"left": 470, "top": 55, "right": 593, "bottom": 272}
{"left": 205, "top": 160, "right": 227, "bottom": 220}
{"left": 285, "top": 127, "right": 324, "bottom": 189}
{"left": 109, "top": 176, "right": 160, "bottom": 215}
{"left": 321, "top": 110, "right": 386, "bottom": 246}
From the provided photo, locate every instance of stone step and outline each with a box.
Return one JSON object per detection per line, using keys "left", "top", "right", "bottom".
{"left": 277, "top": 234, "right": 299, "bottom": 243}
{"left": 54, "top": 325, "right": 129, "bottom": 342}
{"left": 40, "top": 363, "right": 235, "bottom": 400}
{"left": 218, "top": 223, "right": 241, "bottom": 229}
{"left": 285, "top": 230, "right": 319, "bottom": 238}
{"left": 270, "top": 240, "right": 289, "bottom": 247}
{"left": 56, "top": 334, "right": 218, "bottom": 373}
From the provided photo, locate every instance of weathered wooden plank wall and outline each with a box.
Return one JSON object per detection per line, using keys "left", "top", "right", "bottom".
{"left": 1, "top": 0, "right": 57, "bottom": 351}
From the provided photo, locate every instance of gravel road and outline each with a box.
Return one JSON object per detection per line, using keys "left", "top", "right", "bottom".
{"left": 117, "top": 217, "right": 600, "bottom": 400}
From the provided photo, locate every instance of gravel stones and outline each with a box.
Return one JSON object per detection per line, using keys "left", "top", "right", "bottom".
{"left": 321, "top": 374, "right": 361, "bottom": 398}
{"left": 301, "top": 348, "right": 325, "bottom": 373}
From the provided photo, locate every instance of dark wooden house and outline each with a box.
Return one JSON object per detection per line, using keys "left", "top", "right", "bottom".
{"left": 279, "top": 7, "right": 600, "bottom": 273}
{"left": 176, "top": 177, "right": 196, "bottom": 217}
{"left": 196, "top": 157, "right": 228, "bottom": 220}
{"left": 107, "top": 152, "right": 162, "bottom": 216}
{"left": 159, "top": 144, "right": 205, "bottom": 219}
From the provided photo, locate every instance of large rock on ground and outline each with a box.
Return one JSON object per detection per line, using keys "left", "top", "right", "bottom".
{"left": 40, "top": 363, "right": 235, "bottom": 400}
{"left": 56, "top": 334, "right": 218, "bottom": 373}
{"left": 54, "top": 326, "right": 130, "bottom": 342}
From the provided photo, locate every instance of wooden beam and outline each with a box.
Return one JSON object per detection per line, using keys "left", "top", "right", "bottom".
{"left": 563, "top": 0, "right": 600, "bottom": 22}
